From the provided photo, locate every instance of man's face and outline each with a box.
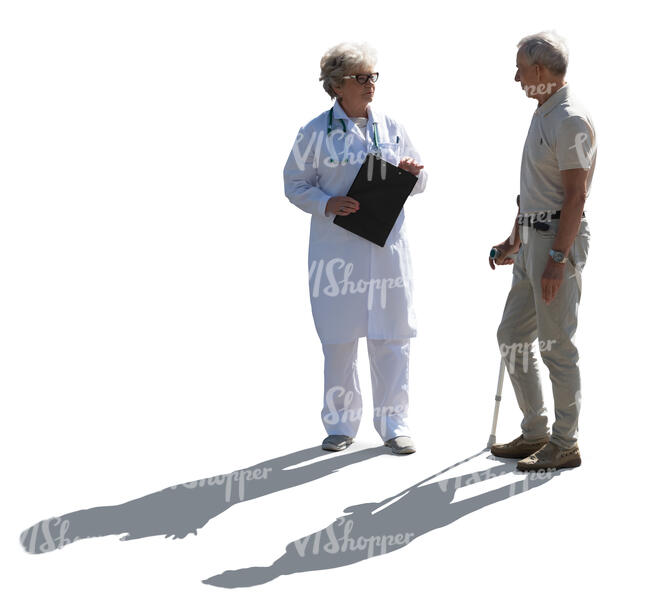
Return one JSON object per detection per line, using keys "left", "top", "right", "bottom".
{"left": 514, "top": 49, "right": 539, "bottom": 97}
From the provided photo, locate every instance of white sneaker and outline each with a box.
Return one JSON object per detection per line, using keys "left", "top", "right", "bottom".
{"left": 322, "top": 435, "right": 354, "bottom": 451}
{"left": 384, "top": 436, "right": 416, "bottom": 455}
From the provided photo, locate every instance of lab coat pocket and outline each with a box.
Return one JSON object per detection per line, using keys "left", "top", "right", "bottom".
{"left": 378, "top": 142, "right": 400, "bottom": 165}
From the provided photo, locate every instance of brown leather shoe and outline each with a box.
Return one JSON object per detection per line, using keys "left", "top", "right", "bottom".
{"left": 517, "top": 441, "right": 581, "bottom": 471}
{"left": 490, "top": 434, "right": 549, "bottom": 459}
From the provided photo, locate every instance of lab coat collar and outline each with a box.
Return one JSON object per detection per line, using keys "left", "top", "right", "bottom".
{"left": 332, "top": 97, "right": 379, "bottom": 134}
{"left": 536, "top": 83, "right": 570, "bottom": 117}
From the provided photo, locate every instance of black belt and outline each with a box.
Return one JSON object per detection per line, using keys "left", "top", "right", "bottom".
{"left": 518, "top": 210, "right": 586, "bottom": 231}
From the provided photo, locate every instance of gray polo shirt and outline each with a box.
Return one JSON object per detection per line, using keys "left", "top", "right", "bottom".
{"left": 519, "top": 84, "right": 597, "bottom": 214}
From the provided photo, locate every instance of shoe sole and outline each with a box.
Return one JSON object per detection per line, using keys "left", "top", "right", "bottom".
{"left": 517, "top": 456, "right": 582, "bottom": 471}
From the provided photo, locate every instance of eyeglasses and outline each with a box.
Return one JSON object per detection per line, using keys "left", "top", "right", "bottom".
{"left": 341, "top": 72, "right": 379, "bottom": 85}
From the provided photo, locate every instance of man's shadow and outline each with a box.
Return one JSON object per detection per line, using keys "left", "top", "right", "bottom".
{"left": 19, "top": 445, "right": 388, "bottom": 554}
{"left": 203, "top": 453, "right": 562, "bottom": 588}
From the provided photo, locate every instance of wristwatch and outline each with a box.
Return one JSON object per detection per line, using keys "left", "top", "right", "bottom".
{"left": 549, "top": 249, "right": 568, "bottom": 264}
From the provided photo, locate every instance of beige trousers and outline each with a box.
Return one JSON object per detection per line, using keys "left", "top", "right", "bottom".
{"left": 497, "top": 218, "right": 590, "bottom": 449}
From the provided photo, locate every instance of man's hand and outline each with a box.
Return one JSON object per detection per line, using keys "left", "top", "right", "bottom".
{"left": 489, "top": 240, "right": 521, "bottom": 270}
{"left": 326, "top": 196, "right": 359, "bottom": 216}
{"left": 541, "top": 257, "right": 565, "bottom": 304}
{"left": 398, "top": 157, "right": 424, "bottom": 176}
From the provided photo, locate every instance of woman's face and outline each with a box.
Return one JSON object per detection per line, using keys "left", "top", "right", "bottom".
{"left": 334, "top": 64, "right": 376, "bottom": 105}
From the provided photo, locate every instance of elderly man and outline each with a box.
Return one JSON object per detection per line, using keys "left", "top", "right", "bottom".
{"left": 489, "top": 32, "right": 596, "bottom": 470}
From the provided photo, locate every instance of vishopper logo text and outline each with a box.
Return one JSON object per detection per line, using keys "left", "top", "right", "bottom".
{"left": 294, "top": 517, "right": 414, "bottom": 560}
{"left": 438, "top": 466, "right": 555, "bottom": 496}
{"left": 170, "top": 468, "right": 273, "bottom": 503}
{"left": 517, "top": 210, "right": 557, "bottom": 225}
{"left": 20, "top": 517, "right": 80, "bottom": 554}
{"left": 292, "top": 130, "right": 385, "bottom": 170}
{"left": 499, "top": 339, "right": 557, "bottom": 374}
{"left": 323, "top": 385, "right": 406, "bottom": 438}
{"left": 522, "top": 81, "right": 558, "bottom": 96}
{"left": 569, "top": 131, "right": 597, "bottom": 170}
{"left": 309, "top": 258, "right": 407, "bottom": 311}
{"left": 517, "top": 210, "right": 557, "bottom": 244}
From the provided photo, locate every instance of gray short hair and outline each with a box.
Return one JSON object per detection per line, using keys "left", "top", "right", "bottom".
{"left": 319, "top": 42, "right": 378, "bottom": 99}
{"left": 517, "top": 31, "right": 569, "bottom": 76}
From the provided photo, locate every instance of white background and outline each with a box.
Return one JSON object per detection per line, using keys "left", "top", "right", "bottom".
{"left": 2, "top": 0, "right": 648, "bottom": 599}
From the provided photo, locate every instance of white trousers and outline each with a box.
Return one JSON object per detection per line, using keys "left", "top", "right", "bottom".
{"left": 321, "top": 338, "right": 411, "bottom": 441}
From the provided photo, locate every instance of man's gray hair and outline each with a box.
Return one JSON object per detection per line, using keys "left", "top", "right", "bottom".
{"left": 319, "top": 41, "right": 378, "bottom": 99}
{"left": 517, "top": 31, "right": 569, "bottom": 76}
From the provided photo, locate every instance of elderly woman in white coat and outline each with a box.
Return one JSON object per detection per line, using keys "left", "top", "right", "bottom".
{"left": 283, "top": 42, "right": 427, "bottom": 455}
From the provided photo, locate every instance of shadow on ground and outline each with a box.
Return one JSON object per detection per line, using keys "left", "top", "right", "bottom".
{"left": 203, "top": 451, "right": 561, "bottom": 588}
{"left": 19, "top": 445, "right": 388, "bottom": 554}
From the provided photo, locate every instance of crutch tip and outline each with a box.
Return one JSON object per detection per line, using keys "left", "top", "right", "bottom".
{"left": 486, "top": 434, "right": 496, "bottom": 449}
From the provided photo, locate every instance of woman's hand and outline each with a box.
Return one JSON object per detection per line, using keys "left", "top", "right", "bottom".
{"left": 489, "top": 239, "right": 521, "bottom": 270}
{"left": 326, "top": 196, "right": 360, "bottom": 216}
{"left": 399, "top": 157, "right": 424, "bottom": 176}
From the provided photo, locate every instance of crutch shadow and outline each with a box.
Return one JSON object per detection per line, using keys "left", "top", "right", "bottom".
{"left": 19, "top": 445, "right": 387, "bottom": 555}
{"left": 203, "top": 451, "right": 562, "bottom": 588}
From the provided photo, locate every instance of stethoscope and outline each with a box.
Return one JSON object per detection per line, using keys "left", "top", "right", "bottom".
{"left": 327, "top": 106, "right": 382, "bottom": 157}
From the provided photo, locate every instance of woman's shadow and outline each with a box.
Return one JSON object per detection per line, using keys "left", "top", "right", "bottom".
{"left": 203, "top": 454, "right": 561, "bottom": 588}
{"left": 19, "top": 445, "right": 388, "bottom": 554}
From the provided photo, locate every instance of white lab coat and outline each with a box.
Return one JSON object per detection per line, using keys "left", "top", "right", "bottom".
{"left": 283, "top": 98, "right": 427, "bottom": 344}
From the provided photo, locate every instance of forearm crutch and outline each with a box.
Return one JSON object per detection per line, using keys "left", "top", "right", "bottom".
{"left": 486, "top": 357, "right": 506, "bottom": 448}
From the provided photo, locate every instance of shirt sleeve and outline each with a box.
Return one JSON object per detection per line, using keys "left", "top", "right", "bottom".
{"left": 283, "top": 126, "right": 331, "bottom": 217}
{"left": 399, "top": 123, "right": 428, "bottom": 196}
{"left": 556, "top": 115, "right": 596, "bottom": 171}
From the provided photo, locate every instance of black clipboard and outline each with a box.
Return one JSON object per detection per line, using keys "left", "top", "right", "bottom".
{"left": 333, "top": 152, "right": 418, "bottom": 247}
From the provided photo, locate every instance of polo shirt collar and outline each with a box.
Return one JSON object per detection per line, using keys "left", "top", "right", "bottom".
{"left": 536, "top": 83, "right": 570, "bottom": 116}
